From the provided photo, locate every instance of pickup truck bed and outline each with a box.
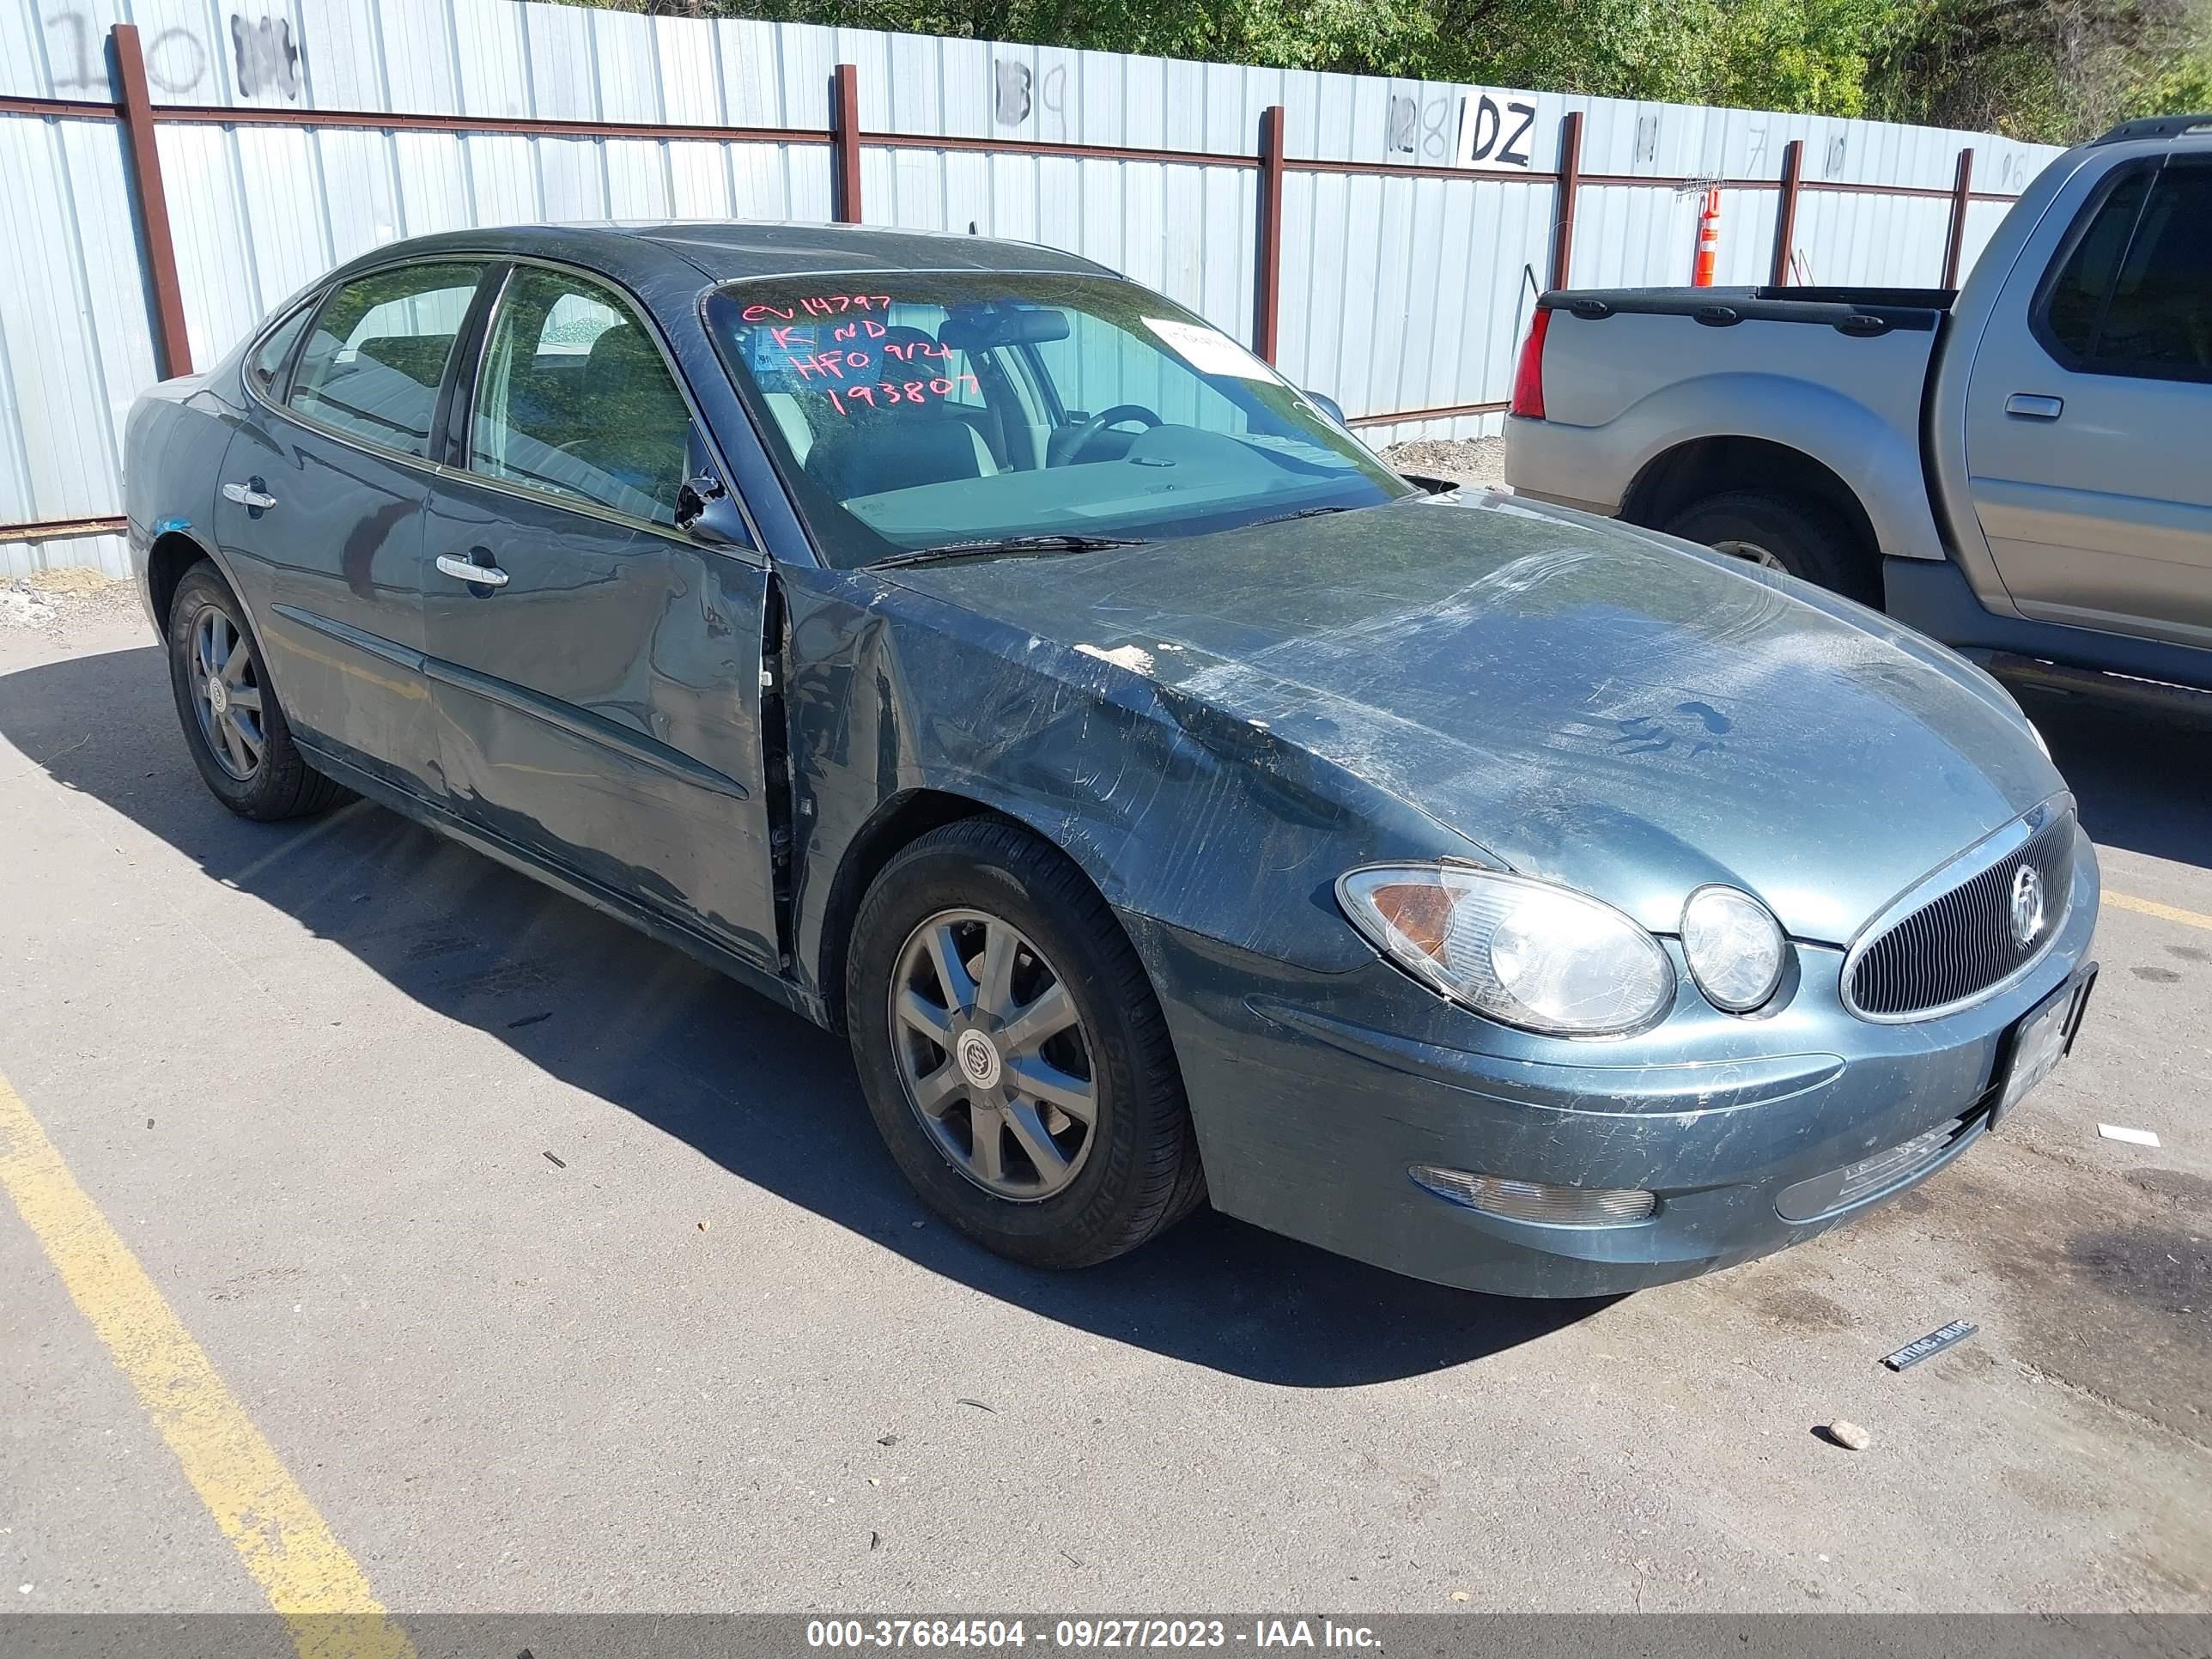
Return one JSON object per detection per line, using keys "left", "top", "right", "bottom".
{"left": 1510, "top": 285, "right": 1962, "bottom": 605}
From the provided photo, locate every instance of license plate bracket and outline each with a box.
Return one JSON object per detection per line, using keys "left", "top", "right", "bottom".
{"left": 1990, "top": 964, "right": 2097, "bottom": 1129}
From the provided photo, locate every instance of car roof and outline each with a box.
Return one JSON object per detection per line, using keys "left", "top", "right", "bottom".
{"left": 329, "top": 221, "right": 1113, "bottom": 292}
{"left": 2090, "top": 113, "right": 2212, "bottom": 145}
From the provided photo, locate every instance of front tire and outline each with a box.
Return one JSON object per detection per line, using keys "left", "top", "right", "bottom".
{"left": 846, "top": 817, "right": 1205, "bottom": 1269}
{"left": 166, "top": 562, "right": 348, "bottom": 821}
{"left": 1662, "top": 489, "right": 1880, "bottom": 605}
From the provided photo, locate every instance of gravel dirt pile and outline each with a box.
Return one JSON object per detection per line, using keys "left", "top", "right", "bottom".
{"left": 1380, "top": 434, "right": 1508, "bottom": 489}
{"left": 3, "top": 568, "right": 141, "bottom": 641}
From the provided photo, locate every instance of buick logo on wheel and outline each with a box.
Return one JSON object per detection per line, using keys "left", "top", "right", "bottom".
{"left": 956, "top": 1029, "right": 1002, "bottom": 1091}
{"left": 2008, "top": 866, "right": 2046, "bottom": 949}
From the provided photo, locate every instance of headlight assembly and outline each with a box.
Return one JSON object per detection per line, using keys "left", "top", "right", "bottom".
{"left": 1336, "top": 864, "right": 1675, "bottom": 1036}
{"left": 1680, "top": 885, "right": 1787, "bottom": 1012}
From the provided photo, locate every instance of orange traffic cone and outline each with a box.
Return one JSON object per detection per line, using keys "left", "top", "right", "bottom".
{"left": 1692, "top": 187, "right": 1721, "bottom": 286}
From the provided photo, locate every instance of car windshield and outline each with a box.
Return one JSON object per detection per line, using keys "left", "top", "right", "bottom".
{"left": 703, "top": 271, "right": 1414, "bottom": 568}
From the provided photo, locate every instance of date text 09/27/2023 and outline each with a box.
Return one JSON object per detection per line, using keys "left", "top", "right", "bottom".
{"left": 805, "top": 1620, "right": 1382, "bottom": 1650}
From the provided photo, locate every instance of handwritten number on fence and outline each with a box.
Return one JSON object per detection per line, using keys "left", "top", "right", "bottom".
{"left": 43, "top": 9, "right": 294, "bottom": 98}
{"left": 230, "top": 14, "right": 301, "bottom": 101}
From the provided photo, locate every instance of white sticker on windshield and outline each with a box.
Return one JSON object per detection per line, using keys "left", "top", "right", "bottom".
{"left": 1141, "top": 317, "right": 1275, "bottom": 381}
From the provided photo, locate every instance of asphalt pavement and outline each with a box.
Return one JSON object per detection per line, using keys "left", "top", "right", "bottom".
{"left": 1, "top": 608, "right": 2206, "bottom": 1618}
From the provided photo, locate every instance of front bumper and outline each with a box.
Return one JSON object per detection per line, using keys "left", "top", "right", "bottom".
{"left": 1126, "top": 826, "right": 2100, "bottom": 1298}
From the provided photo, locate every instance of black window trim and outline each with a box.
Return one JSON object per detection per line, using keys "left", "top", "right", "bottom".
{"left": 245, "top": 291, "right": 324, "bottom": 402}
{"left": 2030, "top": 155, "right": 2212, "bottom": 386}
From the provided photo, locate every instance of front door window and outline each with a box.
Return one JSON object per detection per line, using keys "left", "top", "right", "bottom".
{"left": 469, "top": 268, "right": 697, "bottom": 528}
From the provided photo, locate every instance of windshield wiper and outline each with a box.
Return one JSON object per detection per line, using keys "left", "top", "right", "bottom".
{"left": 1249, "top": 505, "right": 1355, "bottom": 526}
{"left": 1242, "top": 498, "right": 1419, "bottom": 529}
{"left": 872, "top": 533, "right": 1152, "bottom": 569}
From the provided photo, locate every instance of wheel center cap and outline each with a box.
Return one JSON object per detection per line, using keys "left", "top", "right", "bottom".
{"left": 206, "top": 677, "right": 229, "bottom": 716}
{"left": 955, "top": 1028, "right": 1002, "bottom": 1091}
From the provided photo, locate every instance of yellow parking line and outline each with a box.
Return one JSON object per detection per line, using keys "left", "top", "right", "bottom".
{"left": 2106, "top": 890, "right": 2212, "bottom": 933}
{"left": 0, "top": 1071, "right": 413, "bottom": 1659}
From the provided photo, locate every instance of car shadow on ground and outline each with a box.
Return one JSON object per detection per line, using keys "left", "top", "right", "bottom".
{"left": 2010, "top": 682, "right": 2212, "bottom": 866}
{"left": 0, "top": 642, "right": 1626, "bottom": 1387}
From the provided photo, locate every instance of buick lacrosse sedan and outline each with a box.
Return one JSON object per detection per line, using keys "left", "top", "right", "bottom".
{"left": 125, "top": 223, "right": 2097, "bottom": 1296}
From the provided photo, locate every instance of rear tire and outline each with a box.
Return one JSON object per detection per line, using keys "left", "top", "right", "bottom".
{"left": 1662, "top": 489, "right": 1880, "bottom": 605}
{"left": 166, "top": 562, "right": 349, "bottom": 821}
{"left": 846, "top": 817, "right": 1206, "bottom": 1269}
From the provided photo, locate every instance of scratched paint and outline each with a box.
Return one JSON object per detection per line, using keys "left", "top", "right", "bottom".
{"left": 875, "top": 493, "right": 2057, "bottom": 949}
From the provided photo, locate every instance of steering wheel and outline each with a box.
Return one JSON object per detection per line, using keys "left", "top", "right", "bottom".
{"left": 1059, "top": 403, "right": 1164, "bottom": 464}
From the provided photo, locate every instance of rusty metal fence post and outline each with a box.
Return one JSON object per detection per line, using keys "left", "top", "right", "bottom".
{"left": 1254, "top": 106, "right": 1286, "bottom": 362}
{"left": 831, "top": 63, "right": 863, "bottom": 224}
{"left": 1942, "top": 147, "right": 1975, "bottom": 289}
{"left": 1548, "top": 110, "right": 1583, "bottom": 290}
{"left": 1770, "top": 137, "right": 1803, "bottom": 288}
{"left": 109, "top": 24, "right": 191, "bottom": 379}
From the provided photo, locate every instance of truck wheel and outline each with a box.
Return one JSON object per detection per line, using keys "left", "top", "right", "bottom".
{"left": 846, "top": 817, "right": 1206, "bottom": 1269}
{"left": 1663, "top": 490, "right": 1879, "bottom": 605}
{"left": 167, "top": 562, "right": 349, "bottom": 821}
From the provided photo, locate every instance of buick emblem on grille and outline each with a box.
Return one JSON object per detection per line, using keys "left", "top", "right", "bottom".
{"left": 2008, "top": 865, "right": 2046, "bottom": 949}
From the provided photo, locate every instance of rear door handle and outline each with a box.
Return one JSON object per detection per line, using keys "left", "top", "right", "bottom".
{"left": 221, "top": 479, "right": 277, "bottom": 511}
{"left": 2003, "top": 393, "right": 2064, "bottom": 420}
{"left": 435, "top": 553, "right": 509, "bottom": 588}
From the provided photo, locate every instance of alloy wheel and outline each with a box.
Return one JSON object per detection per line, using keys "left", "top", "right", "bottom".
{"left": 888, "top": 907, "right": 1097, "bottom": 1201}
{"left": 191, "top": 606, "right": 264, "bottom": 781}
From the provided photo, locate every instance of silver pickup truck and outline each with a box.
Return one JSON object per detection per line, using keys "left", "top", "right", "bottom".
{"left": 1505, "top": 112, "right": 2212, "bottom": 701}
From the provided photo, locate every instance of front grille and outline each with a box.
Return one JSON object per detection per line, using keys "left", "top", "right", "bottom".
{"left": 1846, "top": 805, "right": 2075, "bottom": 1019}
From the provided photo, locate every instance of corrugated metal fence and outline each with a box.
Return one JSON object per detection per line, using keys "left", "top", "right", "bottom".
{"left": 1, "top": 0, "right": 2063, "bottom": 576}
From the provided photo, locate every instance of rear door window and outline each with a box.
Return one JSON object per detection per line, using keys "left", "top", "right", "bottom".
{"left": 2088, "top": 162, "right": 2212, "bottom": 381}
{"left": 288, "top": 264, "right": 485, "bottom": 459}
{"left": 2036, "top": 161, "right": 2212, "bottom": 382}
{"left": 2039, "top": 168, "right": 2151, "bottom": 362}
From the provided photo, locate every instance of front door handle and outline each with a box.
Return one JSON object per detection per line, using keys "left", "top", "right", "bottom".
{"left": 221, "top": 479, "right": 277, "bottom": 511}
{"left": 435, "top": 553, "right": 509, "bottom": 588}
{"left": 2004, "top": 393, "right": 2064, "bottom": 420}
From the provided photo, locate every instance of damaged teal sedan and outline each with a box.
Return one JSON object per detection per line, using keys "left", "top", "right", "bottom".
{"left": 125, "top": 224, "right": 2099, "bottom": 1296}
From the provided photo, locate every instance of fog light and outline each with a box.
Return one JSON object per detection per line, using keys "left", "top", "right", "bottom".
{"left": 1410, "top": 1164, "right": 1656, "bottom": 1225}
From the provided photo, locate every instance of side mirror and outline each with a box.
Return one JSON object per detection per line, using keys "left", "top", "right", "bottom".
{"left": 1303, "top": 390, "right": 1347, "bottom": 427}
{"left": 675, "top": 472, "right": 749, "bottom": 549}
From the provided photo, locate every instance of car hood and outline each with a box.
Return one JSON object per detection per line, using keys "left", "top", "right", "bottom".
{"left": 879, "top": 493, "right": 2063, "bottom": 943}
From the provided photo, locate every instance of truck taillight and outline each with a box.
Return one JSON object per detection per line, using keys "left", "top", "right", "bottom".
{"left": 1510, "top": 310, "right": 1550, "bottom": 420}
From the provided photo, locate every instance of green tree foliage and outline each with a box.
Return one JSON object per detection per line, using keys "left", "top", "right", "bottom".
{"left": 589, "top": 0, "right": 2210, "bottom": 141}
{"left": 1863, "top": 0, "right": 2208, "bottom": 137}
